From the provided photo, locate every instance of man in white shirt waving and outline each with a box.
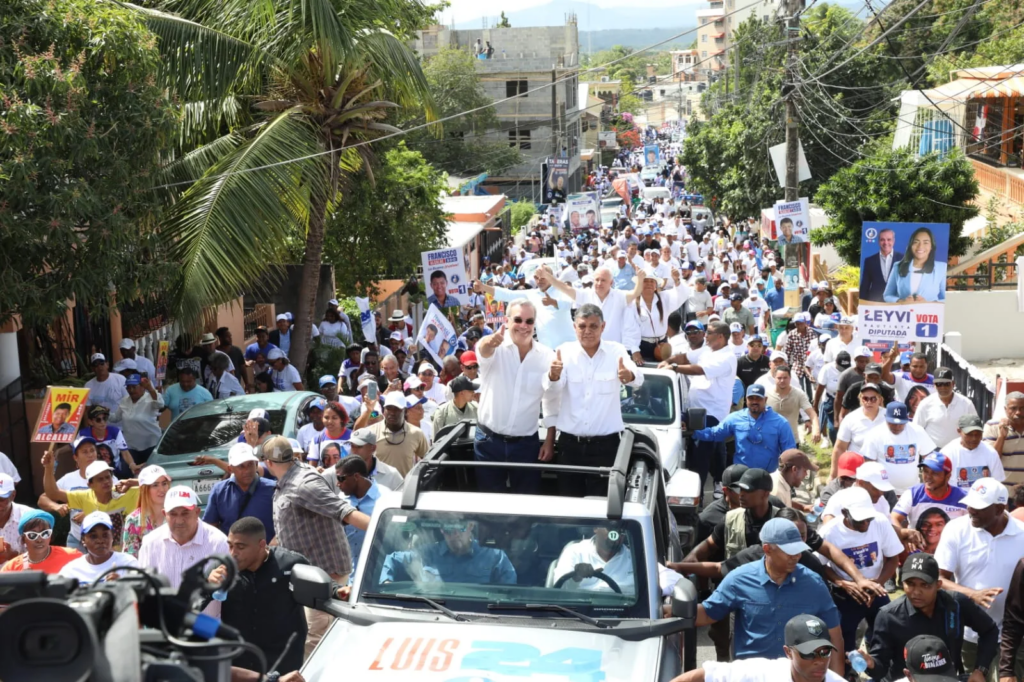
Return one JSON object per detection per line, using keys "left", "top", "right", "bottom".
{"left": 544, "top": 303, "right": 643, "bottom": 496}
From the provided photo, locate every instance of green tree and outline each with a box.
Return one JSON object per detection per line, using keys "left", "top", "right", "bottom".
{"left": 496, "top": 11, "right": 511, "bottom": 28}
{"left": 509, "top": 199, "right": 537, "bottom": 234}
{"left": 317, "top": 142, "right": 448, "bottom": 297}
{"left": 141, "top": 0, "right": 438, "bottom": 366}
{"left": 405, "top": 46, "right": 520, "bottom": 176}
{"left": 813, "top": 145, "right": 979, "bottom": 265}
{"left": 0, "top": 0, "right": 175, "bottom": 327}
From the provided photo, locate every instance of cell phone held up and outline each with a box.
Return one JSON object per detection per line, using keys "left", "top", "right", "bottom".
{"left": 367, "top": 382, "right": 378, "bottom": 401}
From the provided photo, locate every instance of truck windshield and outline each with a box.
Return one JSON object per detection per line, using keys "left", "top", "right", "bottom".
{"left": 621, "top": 374, "right": 675, "bottom": 426}
{"left": 359, "top": 510, "right": 649, "bottom": 619}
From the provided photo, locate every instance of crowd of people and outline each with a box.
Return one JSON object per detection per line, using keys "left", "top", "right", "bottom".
{"left": 2, "top": 125, "right": 1024, "bottom": 682}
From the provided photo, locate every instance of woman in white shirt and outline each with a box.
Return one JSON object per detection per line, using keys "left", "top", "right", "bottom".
{"left": 634, "top": 273, "right": 688, "bottom": 361}
{"left": 829, "top": 383, "right": 885, "bottom": 479}
{"left": 813, "top": 297, "right": 839, "bottom": 328}
{"left": 319, "top": 308, "right": 351, "bottom": 348}
{"left": 268, "top": 348, "right": 303, "bottom": 391}
{"left": 59, "top": 511, "right": 139, "bottom": 584}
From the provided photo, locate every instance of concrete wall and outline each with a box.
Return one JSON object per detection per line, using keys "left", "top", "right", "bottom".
{"left": 945, "top": 290, "right": 1024, "bottom": 361}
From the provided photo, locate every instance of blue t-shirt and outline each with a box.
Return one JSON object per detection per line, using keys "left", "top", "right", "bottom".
{"left": 244, "top": 341, "right": 279, "bottom": 362}
{"left": 164, "top": 383, "right": 214, "bottom": 420}
{"left": 203, "top": 476, "right": 277, "bottom": 541}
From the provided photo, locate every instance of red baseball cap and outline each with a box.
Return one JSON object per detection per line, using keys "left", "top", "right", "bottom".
{"left": 460, "top": 351, "right": 478, "bottom": 365}
{"left": 837, "top": 451, "right": 865, "bottom": 478}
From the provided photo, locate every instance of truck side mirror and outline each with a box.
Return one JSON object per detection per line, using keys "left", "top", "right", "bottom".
{"left": 290, "top": 563, "right": 333, "bottom": 609}
{"left": 670, "top": 578, "right": 698, "bottom": 623}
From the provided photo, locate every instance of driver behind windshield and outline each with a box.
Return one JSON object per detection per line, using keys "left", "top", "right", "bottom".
{"left": 621, "top": 383, "right": 668, "bottom": 418}
{"left": 553, "top": 526, "right": 635, "bottom": 594}
{"left": 379, "top": 518, "right": 517, "bottom": 585}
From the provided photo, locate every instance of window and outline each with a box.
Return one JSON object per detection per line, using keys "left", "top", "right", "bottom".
{"left": 564, "top": 75, "right": 578, "bottom": 108}
{"left": 659, "top": 89, "right": 665, "bottom": 96}
{"left": 702, "top": 51, "right": 707, "bottom": 57}
{"left": 702, "top": 34, "right": 707, "bottom": 42}
{"left": 506, "top": 79, "right": 528, "bottom": 98}
{"left": 509, "top": 129, "right": 531, "bottom": 150}
{"left": 568, "top": 121, "right": 579, "bottom": 157}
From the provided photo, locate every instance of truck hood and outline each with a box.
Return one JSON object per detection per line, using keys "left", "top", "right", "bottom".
{"left": 302, "top": 619, "right": 663, "bottom": 681}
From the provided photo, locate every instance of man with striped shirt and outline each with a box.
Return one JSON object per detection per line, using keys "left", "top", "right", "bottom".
{"left": 984, "top": 392, "right": 1024, "bottom": 485}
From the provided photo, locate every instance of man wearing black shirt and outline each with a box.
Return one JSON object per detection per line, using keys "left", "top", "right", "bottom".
{"left": 840, "top": 363, "right": 897, "bottom": 415}
{"left": 736, "top": 337, "right": 771, "bottom": 390}
{"left": 867, "top": 553, "right": 997, "bottom": 682}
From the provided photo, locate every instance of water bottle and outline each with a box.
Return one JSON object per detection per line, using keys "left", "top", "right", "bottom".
{"left": 805, "top": 498, "right": 826, "bottom": 523}
{"left": 212, "top": 589, "right": 228, "bottom": 602}
{"left": 848, "top": 651, "right": 868, "bottom": 674}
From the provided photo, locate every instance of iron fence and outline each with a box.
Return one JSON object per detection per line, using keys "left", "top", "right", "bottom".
{"left": 924, "top": 342, "right": 997, "bottom": 420}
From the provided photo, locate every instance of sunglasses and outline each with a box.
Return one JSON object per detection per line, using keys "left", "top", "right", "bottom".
{"left": 92, "top": 415, "right": 108, "bottom": 422}
{"left": 25, "top": 529, "right": 53, "bottom": 541}
{"left": 512, "top": 317, "right": 535, "bottom": 325}
{"left": 798, "top": 647, "right": 833, "bottom": 661}
{"left": 935, "top": 381, "right": 952, "bottom": 387}
{"left": 860, "top": 395, "right": 879, "bottom": 403}
{"left": 463, "top": 364, "right": 479, "bottom": 371}
{"left": 337, "top": 474, "right": 350, "bottom": 484}
{"left": 685, "top": 329, "right": 702, "bottom": 335}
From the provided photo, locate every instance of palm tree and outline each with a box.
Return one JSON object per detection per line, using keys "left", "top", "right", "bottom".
{"left": 134, "top": 0, "right": 437, "bottom": 365}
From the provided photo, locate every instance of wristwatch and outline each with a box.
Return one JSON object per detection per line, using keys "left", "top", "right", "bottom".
{"left": 670, "top": 363, "right": 679, "bottom": 372}
{"left": 265, "top": 672, "right": 281, "bottom": 682}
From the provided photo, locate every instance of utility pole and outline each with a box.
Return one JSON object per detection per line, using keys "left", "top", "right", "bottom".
{"left": 783, "top": 0, "right": 805, "bottom": 310}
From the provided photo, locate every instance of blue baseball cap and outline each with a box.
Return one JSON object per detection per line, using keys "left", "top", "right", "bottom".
{"left": 318, "top": 374, "right": 338, "bottom": 388}
{"left": 73, "top": 435, "right": 97, "bottom": 453}
{"left": 746, "top": 384, "right": 767, "bottom": 399}
{"left": 900, "top": 350, "right": 914, "bottom": 365}
{"left": 759, "top": 518, "right": 810, "bottom": 556}
{"left": 920, "top": 453, "right": 952, "bottom": 473}
{"left": 684, "top": 320, "right": 705, "bottom": 331}
{"left": 886, "top": 402, "right": 910, "bottom": 425}
{"left": 125, "top": 373, "right": 141, "bottom": 386}
{"left": 307, "top": 397, "right": 327, "bottom": 412}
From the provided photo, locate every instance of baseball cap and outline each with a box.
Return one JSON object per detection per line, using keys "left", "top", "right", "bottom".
{"left": 0, "top": 473, "right": 14, "bottom": 498}
{"left": 747, "top": 335, "right": 764, "bottom": 346}
{"left": 255, "top": 325, "right": 268, "bottom": 333}
{"left": 958, "top": 414, "right": 984, "bottom": 433}
{"left": 404, "top": 376, "right": 424, "bottom": 390}
{"left": 383, "top": 392, "right": 407, "bottom": 409}
{"left": 853, "top": 345, "right": 873, "bottom": 359}
{"left": 835, "top": 351, "right": 852, "bottom": 370}
{"left": 962, "top": 477, "right": 1008, "bottom": 510}
{"left": 73, "top": 435, "right": 97, "bottom": 453}
{"left": 903, "top": 635, "right": 958, "bottom": 682}
{"left": 389, "top": 331, "right": 403, "bottom": 341}
{"left": 119, "top": 338, "right": 136, "bottom": 350}
{"left": 901, "top": 553, "right": 939, "bottom": 585}
{"left": 684, "top": 320, "right": 705, "bottom": 331}
{"left": 919, "top": 453, "right": 952, "bottom": 473}
{"left": 934, "top": 367, "right": 953, "bottom": 383}
{"left": 125, "top": 373, "right": 142, "bottom": 386}
{"left": 228, "top": 442, "right": 259, "bottom": 467}
{"left": 794, "top": 312, "right": 811, "bottom": 324}
{"left": 450, "top": 375, "right": 481, "bottom": 394}
{"left": 837, "top": 452, "right": 865, "bottom": 478}
{"left": 780, "top": 448, "right": 818, "bottom": 472}
{"left": 842, "top": 486, "right": 877, "bottom": 522}
{"left": 259, "top": 435, "right": 296, "bottom": 464}
{"left": 859, "top": 382, "right": 882, "bottom": 397}
{"left": 460, "top": 351, "right": 478, "bottom": 365}
{"left": 84, "top": 461, "right": 113, "bottom": 481}
{"left": 137, "top": 465, "right": 169, "bottom": 487}
{"left": 90, "top": 353, "right": 107, "bottom": 365}
{"left": 886, "top": 402, "right": 910, "bottom": 424}
{"left": 818, "top": 334, "right": 831, "bottom": 344}
{"left": 164, "top": 485, "right": 200, "bottom": 512}
{"left": 288, "top": 438, "right": 304, "bottom": 455}
{"left": 770, "top": 350, "right": 788, "bottom": 364}
{"left": 722, "top": 464, "right": 749, "bottom": 491}
{"left": 319, "top": 374, "right": 338, "bottom": 389}
{"left": 865, "top": 363, "right": 883, "bottom": 377}
{"left": 838, "top": 316, "right": 856, "bottom": 326}
{"left": 417, "top": 363, "right": 437, "bottom": 375}
{"left": 730, "top": 293, "right": 745, "bottom": 301}
{"left": 759, "top": 518, "right": 810, "bottom": 555}
{"left": 276, "top": 313, "right": 288, "bottom": 322}
{"left": 406, "top": 395, "right": 428, "bottom": 409}
{"left": 247, "top": 408, "right": 269, "bottom": 421}
{"left": 856, "top": 461, "right": 894, "bottom": 491}
{"left": 306, "top": 398, "right": 327, "bottom": 414}
{"left": 810, "top": 282, "right": 819, "bottom": 291}
{"left": 729, "top": 322, "right": 744, "bottom": 334}
{"left": 82, "top": 511, "right": 114, "bottom": 535}
{"left": 737, "top": 468, "right": 773, "bottom": 492}
{"left": 328, "top": 298, "right": 339, "bottom": 306}
{"left": 267, "top": 348, "right": 286, "bottom": 361}
{"left": 349, "top": 428, "right": 377, "bottom": 447}
{"left": 900, "top": 350, "right": 914, "bottom": 365}
{"left": 746, "top": 384, "right": 766, "bottom": 399}
{"left": 113, "top": 358, "right": 137, "bottom": 372}
{"left": 785, "top": 614, "right": 835, "bottom": 655}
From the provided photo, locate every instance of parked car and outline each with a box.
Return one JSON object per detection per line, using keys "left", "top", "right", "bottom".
{"left": 642, "top": 186, "right": 672, "bottom": 202}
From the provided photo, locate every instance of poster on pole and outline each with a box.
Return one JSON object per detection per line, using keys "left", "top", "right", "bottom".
{"left": 421, "top": 247, "right": 470, "bottom": 311}
{"left": 543, "top": 158, "right": 569, "bottom": 204}
{"left": 563, "top": 193, "right": 600, "bottom": 232}
{"left": 598, "top": 131, "right": 617, "bottom": 149}
{"left": 643, "top": 144, "right": 661, "bottom": 167}
{"left": 32, "top": 386, "right": 90, "bottom": 443}
{"left": 858, "top": 221, "right": 948, "bottom": 343}
{"left": 155, "top": 340, "right": 170, "bottom": 383}
{"left": 773, "top": 197, "right": 811, "bottom": 245}
{"left": 415, "top": 304, "right": 458, "bottom": 367}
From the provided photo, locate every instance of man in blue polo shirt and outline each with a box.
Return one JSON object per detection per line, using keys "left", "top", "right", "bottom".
{"left": 203, "top": 443, "right": 276, "bottom": 541}
{"left": 691, "top": 384, "right": 796, "bottom": 473}
{"left": 696, "top": 517, "right": 844, "bottom": 674}
{"left": 336, "top": 455, "right": 388, "bottom": 580}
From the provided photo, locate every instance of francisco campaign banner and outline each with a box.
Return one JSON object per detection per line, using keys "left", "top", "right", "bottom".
{"left": 32, "top": 386, "right": 90, "bottom": 443}
{"left": 543, "top": 158, "right": 568, "bottom": 204}
{"left": 415, "top": 304, "right": 458, "bottom": 367}
{"left": 858, "top": 221, "right": 949, "bottom": 343}
{"left": 643, "top": 144, "right": 661, "bottom": 167}
{"left": 421, "top": 247, "right": 470, "bottom": 310}
{"left": 773, "top": 197, "right": 811, "bottom": 246}
{"left": 155, "top": 340, "right": 170, "bottom": 382}
{"left": 563, "top": 193, "right": 600, "bottom": 232}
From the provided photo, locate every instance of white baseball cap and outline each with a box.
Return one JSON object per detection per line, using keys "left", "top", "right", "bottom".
{"left": 771, "top": 350, "right": 788, "bottom": 364}
{"left": 856, "top": 461, "right": 894, "bottom": 492}
{"left": 267, "top": 348, "right": 286, "bottom": 361}
{"left": 840, "top": 486, "right": 877, "bottom": 522}
{"left": 82, "top": 511, "right": 114, "bottom": 534}
{"left": 119, "top": 338, "right": 136, "bottom": 350}
{"left": 404, "top": 376, "right": 424, "bottom": 390}
{"left": 963, "top": 477, "right": 1008, "bottom": 510}
{"left": 113, "top": 358, "right": 137, "bottom": 372}
{"left": 852, "top": 346, "right": 872, "bottom": 359}
{"left": 228, "top": 443, "right": 259, "bottom": 467}
{"left": 383, "top": 392, "right": 407, "bottom": 409}
{"left": 276, "top": 313, "right": 289, "bottom": 322}
{"left": 90, "top": 353, "right": 107, "bottom": 364}
{"left": 247, "top": 408, "right": 269, "bottom": 421}
{"left": 164, "top": 485, "right": 200, "bottom": 512}
{"left": 84, "top": 461, "right": 113, "bottom": 481}
{"left": 729, "top": 322, "right": 744, "bottom": 334}
{"left": 137, "top": 465, "right": 170, "bottom": 487}
{"left": 0, "top": 473, "right": 14, "bottom": 498}
{"left": 417, "top": 363, "right": 437, "bottom": 375}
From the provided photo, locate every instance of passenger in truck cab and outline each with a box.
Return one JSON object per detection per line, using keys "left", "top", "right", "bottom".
{"left": 379, "top": 516, "right": 516, "bottom": 586}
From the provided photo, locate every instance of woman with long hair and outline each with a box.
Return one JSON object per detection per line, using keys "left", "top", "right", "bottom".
{"left": 635, "top": 272, "right": 687, "bottom": 362}
{"left": 306, "top": 402, "right": 351, "bottom": 463}
{"left": 883, "top": 227, "right": 946, "bottom": 303}
{"left": 121, "top": 465, "right": 171, "bottom": 558}
{"left": 813, "top": 298, "right": 838, "bottom": 329}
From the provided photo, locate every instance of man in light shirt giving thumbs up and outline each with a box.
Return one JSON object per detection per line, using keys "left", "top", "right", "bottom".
{"left": 544, "top": 303, "right": 644, "bottom": 497}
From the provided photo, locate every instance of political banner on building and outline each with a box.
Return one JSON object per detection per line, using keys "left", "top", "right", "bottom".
{"left": 32, "top": 386, "right": 90, "bottom": 443}
{"left": 415, "top": 304, "right": 458, "bottom": 367}
{"left": 563, "top": 193, "right": 600, "bottom": 232}
{"left": 421, "top": 247, "right": 470, "bottom": 310}
{"left": 858, "top": 221, "right": 949, "bottom": 343}
{"left": 773, "top": 198, "right": 811, "bottom": 245}
{"left": 543, "top": 158, "right": 568, "bottom": 204}
{"left": 643, "top": 144, "right": 661, "bottom": 167}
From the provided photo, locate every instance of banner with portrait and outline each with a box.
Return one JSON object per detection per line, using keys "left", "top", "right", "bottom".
{"left": 643, "top": 144, "right": 661, "bottom": 167}
{"left": 858, "top": 221, "right": 949, "bottom": 343}
{"left": 773, "top": 197, "right": 811, "bottom": 246}
{"left": 563, "top": 193, "right": 600, "bottom": 232}
{"left": 155, "top": 340, "right": 170, "bottom": 382}
{"left": 415, "top": 304, "right": 458, "bottom": 367}
{"left": 421, "top": 247, "right": 470, "bottom": 312}
{"left": 32, "top": 386, "right": 90, "bottom": 443}
{"left": 543, "top": 158, "right": 569, "bottom": 204}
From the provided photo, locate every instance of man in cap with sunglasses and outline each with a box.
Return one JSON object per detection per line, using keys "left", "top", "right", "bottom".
{"left": 474, "top": 299, "right": 560, "bottom": 494}
{"left": 85, "top": 353, "right": 128, "bottom": 416}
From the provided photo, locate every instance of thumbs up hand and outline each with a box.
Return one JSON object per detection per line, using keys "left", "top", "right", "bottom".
{"left": 549, "top": 349, "right": 564, "bottom": 382}
{"left": 618, "top": 355, "right": 634, "bottom": 384}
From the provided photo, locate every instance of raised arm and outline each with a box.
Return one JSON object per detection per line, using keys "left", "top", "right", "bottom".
{"left": 540, "top": 267, "right": 578, "bottom": 301}
{"left": 625, "top": 268, "right": 646, "bottom": 305}
{"left": 40, "top": 450, "right": 69, "bottom": 503}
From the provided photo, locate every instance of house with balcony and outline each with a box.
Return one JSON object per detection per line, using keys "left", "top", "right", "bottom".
{"left": 695, "top": 6, "right": 727, "bottom": 78}
{"left": 670, "top": 49, "right": 702, "bottom": 82}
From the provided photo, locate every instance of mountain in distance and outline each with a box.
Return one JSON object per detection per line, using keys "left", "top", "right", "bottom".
{"left": 581, "top": 28, "right": 697, "bottom": 53}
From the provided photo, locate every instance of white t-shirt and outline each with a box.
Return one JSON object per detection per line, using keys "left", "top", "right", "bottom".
{"left": 85, "top": 374, "right": 128, "bottom": 415}
{"left": 836, "top": 408, "right": 886, "bottom": 454}
{"left": 817, "top": 363, "right": 842, "bottom": 397}
{"left": 297, "top": 422, "right": 324, "bottom": 453}
{"left": 940, "top": 439, "right": 1006, "bottom": 490}
{"left": 823, "top": 336, "right": 863, "bottom": 364}
{"left": 59, "top": 552, "right": 140, "bottom": 583}
{"left": 688, "top": 345, "right": 739, "bottom": 422}
{"left": 822, "top": 485, "right": 891, "bottom": 521}
{"left": 819, "top": 513, "right": 903, "bottom": 581}
{"left": 700, "top": 657, "right": 847, "bottom": 682}
{"left": 270, "top": 364, "right": 302, "bottom": 391}
{"left": 892, "top": 484, "right": 968, "bottom": 530}
{"left": 861, "top": 423, "right": 937, "bottom": 494}
{"left": 552, "top": 537, "right": 636, "bottom": 595}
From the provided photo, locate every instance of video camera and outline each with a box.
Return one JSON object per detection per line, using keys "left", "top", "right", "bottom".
{"left": 0, "top": 554, "right": 272, "bottom": 682}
